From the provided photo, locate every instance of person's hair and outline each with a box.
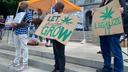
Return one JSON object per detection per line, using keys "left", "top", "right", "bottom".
{"left": 54, "top": 2, "right": 64, "bottom": 13}
{"left": 20, "top": 1, "right": 28, "bottom": 6}
{"left": 37, "top": 9, "right": 42, "bottom": 12}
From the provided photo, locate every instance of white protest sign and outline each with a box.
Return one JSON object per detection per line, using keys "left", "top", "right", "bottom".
{"left": 5, "top": 15, "right": 14, "bottom": 25}
{"left": 13, "top": 12, "right": 26, "bottom": 24}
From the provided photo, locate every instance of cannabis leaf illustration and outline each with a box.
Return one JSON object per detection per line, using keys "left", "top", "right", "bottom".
{"left": 100, "top": 6, "right": 114, "bottom": 20}
{"left": 61, "top": 16, "right": 73, "bottom": 25}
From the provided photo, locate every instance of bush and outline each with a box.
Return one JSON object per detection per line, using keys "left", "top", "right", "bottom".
{"left": 0, "top": 0, "right": 19, "bottom": 18}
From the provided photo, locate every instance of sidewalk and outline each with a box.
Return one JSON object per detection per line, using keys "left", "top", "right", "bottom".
{"left": 1, "top": 34, "right": 128, "bottom": 70}
{"left": 28, "top": 41, "right": 128, "bottom": 67}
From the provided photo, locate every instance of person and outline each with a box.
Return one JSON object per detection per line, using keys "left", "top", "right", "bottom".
{"left": 28, "top": 9, "right": 45, "bottom": 46}
{"left": 52, "top": 2, "right": 65, "bottom": 72}
{"left": 0, "top": 15, "right": 5, "bottom": 40}
{"left": 45, "top": 38, "right": 53, "bottom": 47}
{"left": 9, "top": 1, "right": 32, "bottom": 71}
{"left": 93, "top": 0, "right": 126, "bottom": 72}
{"left": 32, "top": 9, "right": 45, "bottom": 29}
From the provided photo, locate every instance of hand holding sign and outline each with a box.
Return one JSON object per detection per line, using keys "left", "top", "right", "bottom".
{"left": 119, "top": 7, "right": 124, "bottom": 14}
{"left": 91, "top": 8, "right": 97, "bottom": 16}
{"left": 11, "top": 23, "right": 17, "bottom": 28}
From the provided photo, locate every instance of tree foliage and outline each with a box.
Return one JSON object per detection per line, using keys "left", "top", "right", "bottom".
{"left": 0, "top": 0, "right": 19, "bottom": 18}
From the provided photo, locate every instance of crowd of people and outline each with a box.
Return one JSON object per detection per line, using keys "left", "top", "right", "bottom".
{"left": 7, "top": 1, "right": 65, "bottom": 72}
{"left": 0, "top": 0, "right": 127, "bottom": 72}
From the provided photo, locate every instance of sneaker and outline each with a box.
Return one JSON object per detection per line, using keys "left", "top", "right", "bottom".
{"left": 18, "top": 64, "right": 28, "bottom": 71}
{"left": 8, "top": 61, "right": 20, "bottom": 67}
{"left": 45, "top": 43, "right": 53, "bottom": 47}
{"left": 96, "top": 69, "right": 103, "bottom": 72}
{"left": 52, "top": 69, "right": 60, "bottom": 72}
{"left": 97, "top": 51, "right": 102, "bottom": 54}
{"left": 96, "top": 68, "right": 112, "bottom": 72}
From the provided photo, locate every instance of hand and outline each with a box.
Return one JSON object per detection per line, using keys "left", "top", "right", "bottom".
{"left": 119, "top": 7, "right": 124, "bottom": 14}
{"left": 11, "top": 23, "right": 17, "bottom": 28}
{"left": 91, "top": 8, "right": 96, "bottom": 16}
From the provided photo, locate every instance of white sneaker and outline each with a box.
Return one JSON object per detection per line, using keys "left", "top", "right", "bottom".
{"left": 18, "top": 64, "right": 28, "bottom": 71}
{"left": 8, "top": 61, "right": 20, "bottom": 67}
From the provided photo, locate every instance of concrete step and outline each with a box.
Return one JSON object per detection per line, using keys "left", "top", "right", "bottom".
{"left": 70, "top": 31, "right": 93, "bottom": 42}
{"left": 0, "top": 48, "right": 96, "bottom": 72}
{"left": 0, "top": 45, "right": 128, "bottom": 72}
{"left": 0, "top": 45, "right": 101, "bottom": 69}
{"left": 0, "top": 56, "right": 48, "bottom": 72}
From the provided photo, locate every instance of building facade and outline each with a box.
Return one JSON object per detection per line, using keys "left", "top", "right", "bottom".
{"left": 69, "top": 0, "right": 102, "bottom": 31}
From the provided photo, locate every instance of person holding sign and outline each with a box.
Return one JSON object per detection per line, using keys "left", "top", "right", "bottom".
{"left": 9, "top": 1, "right": 32, "bottom": 71}
{"left": 0, "top": 15, "right": 5, "bottom": 40}
{"left": 93, "top": 0, "right": 126, "bottom": 72}
{"left": 52, "top": 2, "right": 65, "bottom": 72}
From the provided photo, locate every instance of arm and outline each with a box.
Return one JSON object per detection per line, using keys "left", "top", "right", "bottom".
{"left": 119, "top": 0, "right": 126, "bottom": 7}
{"left": 16, "top": 10, "right": 32, "bottom": 28}
{"left": 119, "top": 0, "right": 126, "bottom": 15}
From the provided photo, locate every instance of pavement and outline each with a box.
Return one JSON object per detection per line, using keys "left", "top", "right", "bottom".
{"left": 3, "top": 36, "right": 128, "bottom": 66}
{"left": 0, "top": 31, "right": 128, "bottom": 72}
{"left": 28, "top": 41, "right": 128, "bottom": 66}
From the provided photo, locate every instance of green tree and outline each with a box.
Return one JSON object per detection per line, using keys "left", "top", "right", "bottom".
{"left": 0, "top": 0, "right": 19, "bottom": 18}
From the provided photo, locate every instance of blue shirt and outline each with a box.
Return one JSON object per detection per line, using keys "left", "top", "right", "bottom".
{"left": 15, "top": 9, "right": 32, "bottom": 35}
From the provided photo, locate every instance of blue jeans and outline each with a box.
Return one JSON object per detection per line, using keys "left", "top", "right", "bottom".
{"left": 100, "top": 35, "right": 123, "bottom": 72}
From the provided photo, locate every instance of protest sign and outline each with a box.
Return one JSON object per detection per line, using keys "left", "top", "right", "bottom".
{"left": 35, "top": 14, "right": 78, "bottom": 45}
{"left": 92, "top": 0, "right": 123, "bottom": 36}
{"left": 13, "top": 12, "right": 26, "bottom": 24}
{"left": 5, "top": 15, "right": 14, "bottom": 25}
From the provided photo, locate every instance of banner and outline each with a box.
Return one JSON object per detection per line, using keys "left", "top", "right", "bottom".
{"left": 5, "top": 15, "right": 14, "bottom": 25}
{"left": 13, "top": 12, "right": 26, "bottom": 24}
{"left": 35, "top": 14, "right": 78, "bottom": 45}
{"left": 92, "top": 0, "right": 124, "bottom": 36}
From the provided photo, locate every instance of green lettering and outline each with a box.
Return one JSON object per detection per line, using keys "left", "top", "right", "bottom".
{"left": 48, "top": 16, "right": 52, "bottom": 22}
{"left": 56, "top": 16, "right": 61, "bottom": 21}
{"left": 48, "top": 25, "right": 56, "bottom": 36}
{"left": 112, "top": 18, "right": 116, "bottom": 25}
{"left": 41, "top": 26, "right": 49, "bottom": 36}
{"left": 105, "top": 21, "right": 111, "bottom": 28}
{"left": 52, "top": 26, "right": 62, "bottom": 37}
{"left": 58, "top": 27, "right": 72, "bottom": 42}
{"left": 116, "top": 17, "right": 121, "bottom": 25}
{"left": 47, "top": 16, "right": 56, "bottom": 22}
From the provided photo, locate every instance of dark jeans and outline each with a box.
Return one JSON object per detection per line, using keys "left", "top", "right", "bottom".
{"left": 52, "top": 40, "right": 65, "bottom": 72}
{"left": 100, "top": 35, "right": 123, "bottom": 72}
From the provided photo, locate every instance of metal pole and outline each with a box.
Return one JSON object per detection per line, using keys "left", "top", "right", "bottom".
{"left": 81, "top": 7, "right": 86, "bottom": 44}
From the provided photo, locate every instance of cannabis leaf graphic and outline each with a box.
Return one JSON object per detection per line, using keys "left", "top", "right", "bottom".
{"left": 100, "top": 6, "right": 114, "bottom": 20}
{"left": 61, "top": 16, "right": 73, "bottom": 25}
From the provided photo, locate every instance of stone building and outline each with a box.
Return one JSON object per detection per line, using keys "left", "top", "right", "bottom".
{"left": 69, "top": 0, "right": 102, "bottom": 31}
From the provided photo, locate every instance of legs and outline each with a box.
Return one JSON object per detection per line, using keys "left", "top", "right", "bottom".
{"left": 98, "top": 35, "right": 123, "bottom": 72}
{"left": 19, "top": 34, "right": 29, "bottom": 64}
{"left": 53, "top": 42, "right": 59, "bottom": 70}
{"left": 53, "top": 40, "right": 65, "bottom": 72}
{"left": 109, "top": 35, "right": 123, "bottom": 72}
{"left": 99, "top": 36, "right": 112, "bottom": 72}
{"left": 13, "top": 35, "right": 21, "bottom": 65}
{"left": 11, "top": 34, "right": 29, "bottom": 71}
